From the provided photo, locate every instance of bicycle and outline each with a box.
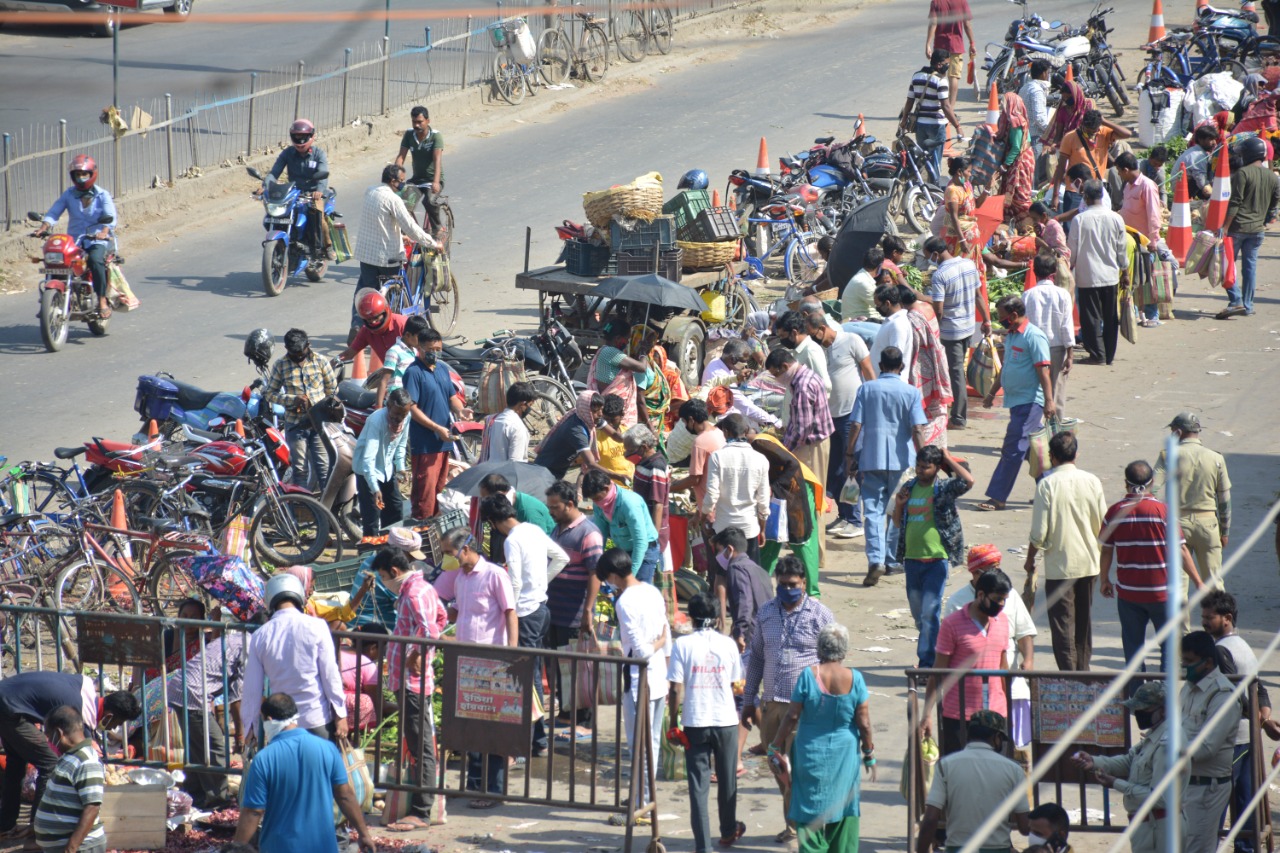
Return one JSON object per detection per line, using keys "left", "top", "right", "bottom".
{"left": 403, "top": 181, "right": 455, "bottom": 252}
{"left": 491, "top": 18, "right": 542, "bottom": 105}
{"left": 613, "top": 1, "right": 673, "bottom": 63}
{"left": 743, "top": 200, "right": 822, "bottom": 285}
{"left": 537, "top": 4, "right": 610, "bottom": 85}
{"left": 1135, "top": 29, "right": 1247, "bottom": 89}
{"left": 381, "top": 239, "right": 461, "bottom": 337}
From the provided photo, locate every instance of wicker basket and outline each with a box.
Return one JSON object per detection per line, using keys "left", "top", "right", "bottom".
{"left": 678, "top": 240, "right": 738, "bottom": 271}
{"left": 583, "top": 184, "right": 664, "bottom": 230}
{"left": 812, "top": 287, "right": 838, "bottom": 302}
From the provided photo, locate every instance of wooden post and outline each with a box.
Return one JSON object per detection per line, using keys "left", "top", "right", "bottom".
{"left": 381, "top": 36, "right": 390, "bottom": 115}
{"left": 59, "top": 120, "right": 68, "bottom": 183}
{"left": 1, "top": 133, "right": 10, "bottom": 232}
{"left": 294, "top": 60, "right": 305, "bottom": 121}
{"left": 461, "top": 16, "right": 473, "bottom": 88}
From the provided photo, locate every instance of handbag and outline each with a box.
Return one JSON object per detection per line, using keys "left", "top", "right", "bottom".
{"left": 764, "top": 497, "right": 789, "bottom": 542}
{"left": 1183, "top": 230, "right": 1221, "bottom": 278}
{"left": 477, "top": 356, "right": 527, "bottom": 415}
{"left": 335, "top": 738, "right": 374, "bottom": 820}
{"left": 1026, "top": 417, "right": 1081, "bottom": 480}
{"left": 107, "top": 266, "right": 141, "bottom": 311}
{"left": 965, "top": 335, "right": 1002, "bottom": 399}
{"left": 1119, "top": 281, "right": 1137, "bottom": 345}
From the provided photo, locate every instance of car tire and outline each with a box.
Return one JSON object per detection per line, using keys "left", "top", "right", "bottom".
{"left": 165, "top": 0, "right": 193, "bottom": 18}
{"left": 92, "top": 7, "right": 116, "bottom": 37}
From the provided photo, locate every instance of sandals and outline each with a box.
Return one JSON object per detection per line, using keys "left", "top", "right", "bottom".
{"left": 468, "top": 798, "right": 500, "bottom": 810}
{"left": 976, "top": 501, "right": 1006, "bottom": 512}
{"left": 385, "top": 816, "right": 431, "bottom": 832}
{"left": 774, "top": 827, "right": 797, "bottom": 843}
{"left": 719, "top": 821, "right": 747, "bottom": 846}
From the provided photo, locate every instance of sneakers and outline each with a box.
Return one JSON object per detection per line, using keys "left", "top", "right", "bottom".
{"left": 825, "top": 517, "right": 847, "bottom": 533}
{"left": 834, "top": 522, "right": 864, "bottom": 539}
{"left": 862, "top": 564, "right": 886, "bottom": 587}
{"left": 1215, "top": 305, "right": 1247, "bottom": 320}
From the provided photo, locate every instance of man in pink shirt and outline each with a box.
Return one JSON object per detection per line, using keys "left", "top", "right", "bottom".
{"left": 671, "top": 399, "right": 725, "bottom": 507}
{"left": 375, "top": 547, "right": 448, "bottom": 829}
{"left": 921, "top": 569, "right": 1012, "bottom": 756}
{"left": 1115, "top": 152, "right": 1165, "bottom": 326}
{"left": 441, "top": 527, "right": 517, "bottom": 807}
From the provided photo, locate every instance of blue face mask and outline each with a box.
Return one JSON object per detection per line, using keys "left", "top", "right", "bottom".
{"left": 778, "top": 586, "right": 804, "bottom": 606}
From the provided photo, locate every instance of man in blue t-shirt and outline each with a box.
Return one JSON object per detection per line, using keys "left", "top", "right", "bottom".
{"left": 980, "top": 294, "right": 1055, "bottom": 510}
{"left": 403, "top": 327, "right": 471, "bottom": 519}
{"left": 233, "top": 693, "right": 375, "bottom": 853}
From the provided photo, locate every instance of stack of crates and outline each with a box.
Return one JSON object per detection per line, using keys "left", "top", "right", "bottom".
{"left": 608, "top": 214, "right": 682, "bottom": 281}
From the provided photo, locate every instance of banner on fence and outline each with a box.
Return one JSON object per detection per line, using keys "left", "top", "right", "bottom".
{"left": 439, "top": 646, "right": 535, "bottom": 758}
{"left": 1033, "top": 678, "right": 1127, "bottom": 747}
{"left": 76, "top": 614, "right": 163, "bottom": 668}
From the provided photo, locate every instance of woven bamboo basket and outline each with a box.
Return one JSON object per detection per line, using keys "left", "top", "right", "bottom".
{"left": 677, "top": 240, "right": 738, "bottom": 271}
{"left": 583, "top": 185, "right": 664, "bottom": 230}
{"left": 812, "top": 287, "right": 838, "bottom": 302}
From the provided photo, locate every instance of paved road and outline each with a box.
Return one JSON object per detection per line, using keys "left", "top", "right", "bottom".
{"left": 0, "top": 0, "right": 517, "bottom": 132}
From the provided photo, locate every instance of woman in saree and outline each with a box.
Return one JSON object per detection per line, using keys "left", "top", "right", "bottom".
{"left": 898, "top": 286, "right": 953, "bottom": 449}
{"left": 997, "top": 92, "right": 1037, "bottom": 227}
{"left": 943, "top": 156, "right": 984, "bottom": 277}
{"left": 590, "top": 320, "right": 651, "bottom": 429}
{"left": 1041, "top": 78, "right": 1091, "bottom": 153}
{"left": 645, "top": 344, "right": 678, "bottom": 446}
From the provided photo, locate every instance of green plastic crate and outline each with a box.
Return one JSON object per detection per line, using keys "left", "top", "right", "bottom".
{"left": 312, "top": 556, "right": 367, "bottom": 595}
{"left": 662, "top": 190, "right": 711, "bottom": 236}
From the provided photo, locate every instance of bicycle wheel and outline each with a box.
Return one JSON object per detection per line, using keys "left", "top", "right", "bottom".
{"left": 148, "top": 551, "right": 207, "bottom": 615}
{"left": 451, "top": 430, "right": 483, "bottom": 466}
{"left": 522, "top": 392, "right": 568, "bottom": 454}
{"left": 493, "top": 52, "right": 525, "bottom": 105}
{"left": 582, "top": 25, "right": 610, "bottom": 82}
{"left": 250, "top": 493, "right": 338, "bottom": 567}
{"left": 650, "top": 6, "right": 672, "bottom": 55}
{"left": 538, "top": 27, "right": 571, "bottom": 86}
{"left": 383, "top": 281, "right": 411, "bottom": 316}
{"left": 426, "top": 263, "right": 460, "bottom": 337}
{"left": 614, "top": 12, "right": 645, "bottom": 62}
{"left": 783, "top": 233, "right": 822, "bottom": 285}
{"left": 54, "top": 559, "right": 144, "bottom": 614}
{"left": 527, "top": 376, "right": 575, "bottom": 414}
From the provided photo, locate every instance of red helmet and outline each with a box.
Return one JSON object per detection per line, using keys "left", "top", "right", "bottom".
{"left": 289, "top": 119, "right": 315, "bottom": 151}
{"left": 69, "top": 154, "right": 98, "bottom": 191}
{"left": 357, "top": 290, "right": 390, "bottom": 329}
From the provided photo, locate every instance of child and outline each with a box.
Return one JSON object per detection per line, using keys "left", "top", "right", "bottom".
{"left": 1138, "top": 145, "right": 1169, "bottom": 207}
{"left": 595, "top": 394, "right": 635, "bottom": 482}
{"left": 34, "top": 706, "right": 106, "bottom": 853}
{"left": 376, "top": 313, "right": 430, "bottom": 407}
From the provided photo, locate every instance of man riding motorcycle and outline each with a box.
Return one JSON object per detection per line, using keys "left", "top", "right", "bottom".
{"left": 35, "top": 155, "right": 116, "bottom": 318}
{"left": 263, "top": 119, "right": 335, "bottom": 260}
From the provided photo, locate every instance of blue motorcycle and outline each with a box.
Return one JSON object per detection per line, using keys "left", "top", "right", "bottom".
{"left": 246, "top": 166, "right": 337, "bottom": 296}
{"left": 134, "top": 372, "right": 286, "bottom": 435}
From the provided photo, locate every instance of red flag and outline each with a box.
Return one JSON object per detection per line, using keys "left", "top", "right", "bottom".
{"left": 1221, "top": 236, "right": 1236, "bottom": 289}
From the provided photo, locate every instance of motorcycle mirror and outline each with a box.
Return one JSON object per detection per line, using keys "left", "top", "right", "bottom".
{"left": 246, "top": 167, "right": 263, "bottom": 180}
{"left": 312, "top": 170, "right": 330, "bottom": 181}
{"left": 864, "top": 136, "right": 877, "bottom": 145}
{"left": 26, "top": 211, "right": 42, "bottom": 222}
{"left": 1049, "top": 20, "right": 1062, "bottom": 28}
{"left": 97, "top": 214, "right": 114, "bottom": 225}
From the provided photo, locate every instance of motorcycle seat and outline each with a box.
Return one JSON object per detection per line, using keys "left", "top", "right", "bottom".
{"left": 443, "top": 343, "right": 491, "bottom": 361}
{"left": 337, "top": 380, "right": 377, "bottom": 410}
{"left": 54, "top": 446, "right": 87, "bottom": 460}
{"left": 171, "top": 380, "right": 219, "bottom": 411}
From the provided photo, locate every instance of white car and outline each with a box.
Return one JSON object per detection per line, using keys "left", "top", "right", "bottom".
{"left": 0, "top": 0, "right": 194, "bottom": 37}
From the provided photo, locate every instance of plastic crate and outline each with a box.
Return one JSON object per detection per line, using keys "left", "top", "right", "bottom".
{"left": 681, "top": 207, "right": 739, "bottom": 243}
{"left": 560, "top": 238, "right": 611, "bottom": 277}
{"left": 663, "top": 190, "right": 712, "bottom": 235}
{"left": 614, "top": 248, "right": 682, "bottom": 282}
{"left": 312, "top": 556, "right": 367, "bottom": 595}
{"left": 610, "top": 215, "right": 676, "bottom": 252}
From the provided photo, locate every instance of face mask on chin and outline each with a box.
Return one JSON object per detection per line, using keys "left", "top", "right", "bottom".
{"left": 262, "top": 715, "right": 298, "bottom": 744}
{"left": 382, "top": 572, "right": 407, "bottom": 595}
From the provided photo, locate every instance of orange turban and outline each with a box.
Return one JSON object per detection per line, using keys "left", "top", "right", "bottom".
{"left": 967, "top": 544, "right": 1002, "bottom": 574}
{"left": 706, "top": 386, "right": 733, "bottom": 416}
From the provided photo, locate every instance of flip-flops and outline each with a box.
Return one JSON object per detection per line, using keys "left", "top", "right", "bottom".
{"left": 468, "top": 798, "right": 500, "bottom": 810}
{"left": 976, "top": 501, "right": 1005, "bottom": 512}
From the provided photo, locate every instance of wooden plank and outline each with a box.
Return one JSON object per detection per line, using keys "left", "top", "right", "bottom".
{"left": 101, "top": 785, "right": 166, "bottom": 850}
{"left": 514, "top": 263, "right": 742, "bottom": 296}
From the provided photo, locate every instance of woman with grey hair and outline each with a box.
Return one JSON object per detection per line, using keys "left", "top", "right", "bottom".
{"left": 623, "top": 423, "right": 672, "bottom": 574}
{"left": 767, "top": 623, "right": 875, "bottom": 853}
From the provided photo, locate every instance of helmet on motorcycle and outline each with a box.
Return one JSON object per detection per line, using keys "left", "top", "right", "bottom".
{"left": 289, "top": 119, "right": 315, "bottom": 150}
{"left": 68, "top": 155, "right": 98, "bottom": 192}
{"left": 677, "top": 169, "right": 709, "bottom": 190}
{"left": 264, "top": 572, "right": 306, "bottom": 613}
{"left": 244, "top": 328, "right": 275, "bottom": 373}
{"left": 357, "top": 290, "right": 391, "bottom": 330}
{"left": 1237, "top": 134, "right": 1269, "bottom": 166}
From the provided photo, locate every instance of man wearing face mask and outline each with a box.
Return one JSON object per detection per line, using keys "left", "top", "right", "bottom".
{"left": 741, "top": 557, "right": 833, "bottom": 844}
{"left": 1072, "top": 681, "right": 1180, "bottom": 853}
{"left": 583, "top": 470, "right": 661, "bottom": 585}
{"left": 1180, "top": 631, "right": 1244, "bottom": 853}
{"left": 869, "top": 284, "right": 916, "bottom": 376}
{"left": 261, "top": 328, "right": 338, "bottom": 490}
{"left": 403, "top": 326, "right": 472, "bottom": 519}
{"left": 351, "top": 388, "right": 412, "bottom": 537}
{"left": 920, "top": 236, "right": 989, "bottom": 430}
{"left": 1025, "top": 803, "right": 1072, "bottom": 853}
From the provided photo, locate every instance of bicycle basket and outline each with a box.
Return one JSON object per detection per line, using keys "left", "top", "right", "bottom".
{"left": 488, "top": 22, "right": 508, "bottom": 48}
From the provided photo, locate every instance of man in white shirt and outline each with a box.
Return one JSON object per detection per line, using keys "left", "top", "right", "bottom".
{"left": 842, "top": 245, "right": 883, "bottom": 322}
{"left": 1022, "top": 251, "right": 1074, "bottom": 416}
{"left": 702, "top": 339, "right": 781, "bottom": 428}
{"left": 478, "top": 381, "right": 536, "bottom": 464}
{"left": 1019, "top": 60, "right": 1051, "bottom": 183}
{"left": 870, "top": 284, "right": 916, "bottom": 376}
{"left": 700, "top": 414, "right": 771, "bottom": 541}
{"left": 480, "top": 494, "right": 569, "bottom": 756}
{"left": 921, "top": 236, "right": 989, "bottom": 429}
{"left": 805, "top": 311, "right": 874, "bottom": 539}
{"left": 776, "top": 311, "right": 831, "bottom": 393}
{"left": 596, "top": 547, "right": 669, "bottom": 809}
{"left": 352, "top": 164, "right": 437, "bottom": 331}
{"left": 1067, "top": 180, "right": 1129, "bottom": 366}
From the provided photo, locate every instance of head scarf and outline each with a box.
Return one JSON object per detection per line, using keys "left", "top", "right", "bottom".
{"left": 1046, "top": 80, "right": 1089, "bottom": 144}
{"left": 967, "top": 544, "right": 1002, "bottom": 574}
{"left": 706, "top": 385, "right": 733, "bottom": 416}
{"left": 998, "top": 92, "right": 1029, "bottom": 142}
{"left": 537, "top": 390, "right": 599, "bottom": 455}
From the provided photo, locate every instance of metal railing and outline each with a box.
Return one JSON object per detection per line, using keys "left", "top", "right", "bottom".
{"left": 0, "top": 0, "right": 729, "bottom": 231}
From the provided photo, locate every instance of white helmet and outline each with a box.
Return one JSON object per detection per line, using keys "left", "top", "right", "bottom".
{"left": 265, "top": 572, "right": 306, "bottom": 612}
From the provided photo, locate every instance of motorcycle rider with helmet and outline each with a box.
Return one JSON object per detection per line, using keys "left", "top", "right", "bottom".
{"left": 35, "top": 155, "right": 117, "bottom": 318}
{"left": 262, "top": 119, "right": 335, "bottom": 260}
{"left": 678, "top": 169, "right": 709, "bottom": 190}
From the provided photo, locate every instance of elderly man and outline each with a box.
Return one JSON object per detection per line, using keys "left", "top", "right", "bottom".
{"left": 742, "top": 557, "right": 834, "bottom": 845}
{"left": 1181, "top": 631, "right": 1245, "bottom": 853}
{"left": 980, "top": 294, "right": 1055, "bottom": 511}
{"left": 702, "top": 339, "right": 780, "bottom": 428}
{"left": 765, "top": 349, "right": 834, "bottom": 549}
{"left": 700, "top": 414, "right": 770, "bottom": 566}
{"left": 1072, "top": 682, "right": 1180, "bottom": 853}
{"left": 1067, "top": 178, "right": 1130, "bottom": 366}
{"left": 1154, "top": 412, "right": 1232, "bottom": 595}
{"left": 920, "top": 235, "right": 988, "bottom": 430}
{"left": 1025, "top": 432, "right": 1106, "bottom": 672}
{"left": 847, "top": 346, "right": 927, "bottom": 587}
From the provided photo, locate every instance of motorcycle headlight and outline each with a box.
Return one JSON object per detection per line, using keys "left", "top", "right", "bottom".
{"left": 44, "top": 252, "right": 63, "bottom": 264}
{"left": 265, "top": 203, "right": 288, "bottom": 218}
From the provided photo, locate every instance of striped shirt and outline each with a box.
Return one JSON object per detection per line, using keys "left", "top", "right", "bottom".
{"left": 34, "top": 740, "right": 105, "bottom": 851}
{"left": 1099, "top": 494, "right": 1183, "bottom": 604}
{"left": 548, "top": 515, "right": 604, "bottom": 628}
{"left": 908, "top": 69, "right": 950, "bottom": 126}
{"left": 631, "top": 453, "right": 671, "bottom": 554}
{"left": 387, "top": 571, "right": 447, "bottom": 694}
{"left": 743, "top": 596, "right": 834, "bottom": 705}
{"left": 780, "top": 364, "right": 834, "bottom": 449}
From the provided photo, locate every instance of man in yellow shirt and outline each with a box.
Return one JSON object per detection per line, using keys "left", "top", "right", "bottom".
{"left": 1024, "top": 432, "right": 1106, "bottom": 671}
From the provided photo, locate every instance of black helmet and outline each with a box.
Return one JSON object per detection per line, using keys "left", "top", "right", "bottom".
{"left": 677, "top": 169, "right": 709, "bottom": 190}
{"left": 244, "top": 328, "right": 274, "bottom": 373}
{"left": 1237, "top": 134, "right": 1268, "bottom": 166}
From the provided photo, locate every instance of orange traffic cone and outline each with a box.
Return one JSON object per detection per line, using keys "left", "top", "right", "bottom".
{"left": 1064, "top": 63, "right": 1074, "bottom": 84}
{"left": 234, "top": 419, "right": 245, "bottom": 438}
{"left": 711, "top": 189, "right": 721, "bottom": 207}
{"left": 351, "top": 348, "right": 368, "bottom": 380}
{"left": 1168, "top": 166, "right": 1193, "bottom": 263}
{"left": 1205, "top": 143, "right": 1231, "bottom": 232}
{"left": 755, "top": 137, "right": 770, "bottom": 178}
{"left": 856, "top": 112, "right": 865, "bottom": 133}
{"left": 111, "top": 488, "right": 128, "bottom": 530}
{"left": 944, "top": 124, "right": 958, "bottom": 158}
{"left": 986, "top": 83, "right": 1001, "bottom": 129}
{"left": 1148, "top": 0, "right": 1166, "bottom": 45}
{"left": 369, "top": 347, "right": 384, "bottom": 374}
{"left": 1023, "top": 261, "right": 1037, "bottom": 292}
{"left": 727, "top": 194, "right": 737, "bottom": 211}
{"left": 146, "top": 419, "right": 159, "bottom": 441}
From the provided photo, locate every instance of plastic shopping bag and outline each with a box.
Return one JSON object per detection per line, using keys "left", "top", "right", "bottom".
{"left": 839, "top": 476, "right": 860, "bottom": 506}
{"left": 965, "top": 336, "right": 1002, "bottom": 399}
{"left": 764, "top": 497, "right": 789, "bottom": 542}
{"left": 1026, "top": 417, "right": 1080, "bottom": 480}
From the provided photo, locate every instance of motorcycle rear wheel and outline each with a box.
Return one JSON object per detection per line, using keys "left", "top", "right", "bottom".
{"left": 40, "top": 289, "right": 69, "bottom": 352}
{"left": 251, "top": 493, "right": 339, "bottom": 567}
{"left": 262, "top": 241, "right": 288, "bottom": 297}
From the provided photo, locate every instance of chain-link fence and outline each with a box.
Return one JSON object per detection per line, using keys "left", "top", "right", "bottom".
{"left": 0, "top": 0, "right": 728, "bottom": 230}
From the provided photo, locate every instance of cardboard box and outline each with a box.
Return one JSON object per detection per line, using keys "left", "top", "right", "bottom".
{"left": 101, "top": 784, "right": 167, "bottom": 850}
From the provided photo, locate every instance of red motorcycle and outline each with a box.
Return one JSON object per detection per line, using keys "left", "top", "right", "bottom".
{"left": 26, "top": 211, "right": 119, "bottom": 352}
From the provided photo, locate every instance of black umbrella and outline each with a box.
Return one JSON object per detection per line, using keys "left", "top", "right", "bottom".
{"left": 593, "top": 273, "right": 707, "bottom": 314}
{"left": 447, "top": 459, "right": 557, "bottom": 499}
{"left": 827, "top": 195, "right": 897, "bottom": 294}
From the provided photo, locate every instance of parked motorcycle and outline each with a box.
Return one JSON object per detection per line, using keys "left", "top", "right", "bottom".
{"left": 246, "top": 166, "right": 340, "bottom": 297}
{"left": 1076, "top": 6, "right": 1129, "bottom": 117}
{"left": 26, "top": 211, "right": 118, "bottom": 352}
{"left": 134, "top": 373, "right": 284, "bottom": 436}
{"left": 886, "top": 131, "right": 946, "bottom": 235}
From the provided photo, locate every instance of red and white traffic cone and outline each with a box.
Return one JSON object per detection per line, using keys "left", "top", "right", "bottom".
{"left": 1168, "top": 166, "right": 1193, "bottom": 264}
{"left": 985, "top": 84, "right": 1001, "bottom": 129}
{"left": 1204, "top": 143, "right": 1232, "bottom": 232}
{"left": 1148, "top": 0, "right": 1166, "bottom": 45}
{"left": 754, "top": 137, "right": 770, "bottom": 178}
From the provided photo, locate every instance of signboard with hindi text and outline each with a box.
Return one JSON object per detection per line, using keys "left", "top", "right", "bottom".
{"left": 440, "top": 646, "right": 536, "bottom": 759}
{"left": 1033, "top": 677, "right": 1127, "bottom": 747}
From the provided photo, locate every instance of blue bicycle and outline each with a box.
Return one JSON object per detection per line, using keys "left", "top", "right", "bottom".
{"left": 380, "top": 241, "right": 460, "bottom": 336}
{"left": 1136, "top": 29, "right": 1247, "bottom": 89}
{"left": 744, "top": 199, "right": 822, "bottom": 285}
